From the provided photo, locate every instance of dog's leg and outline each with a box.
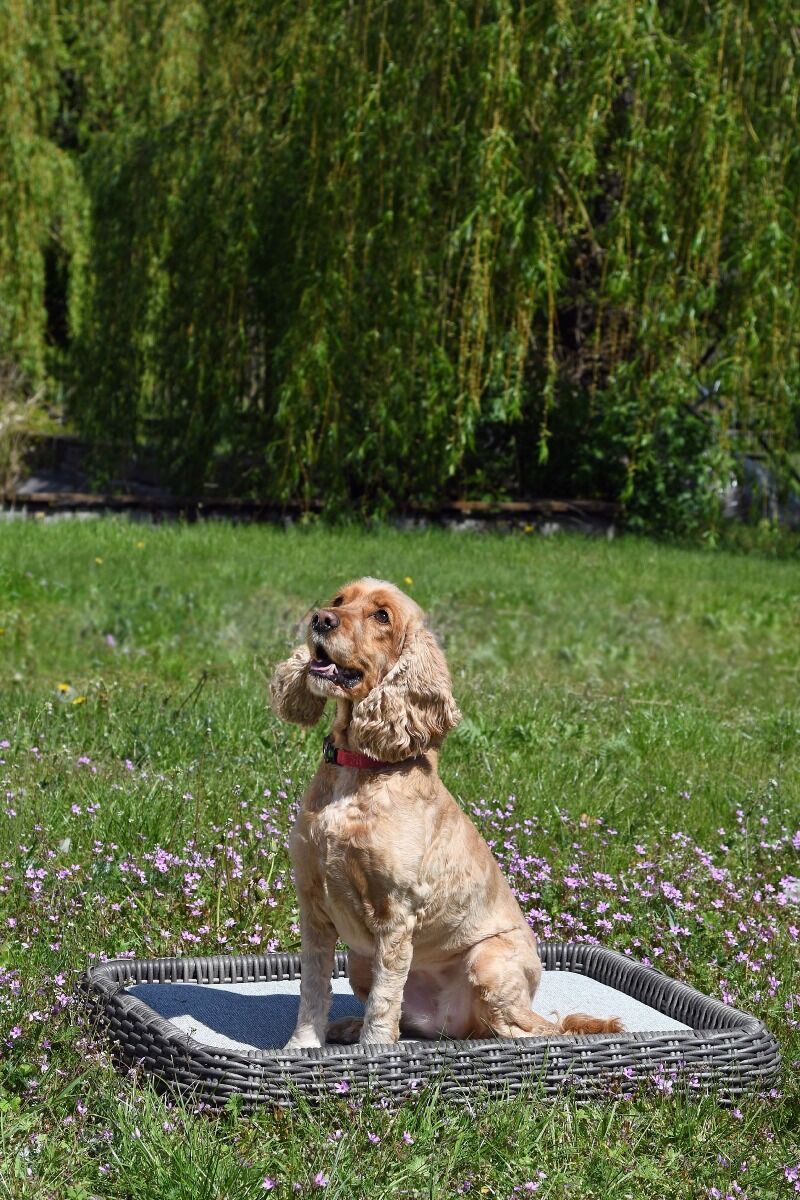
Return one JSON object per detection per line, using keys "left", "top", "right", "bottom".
{"left": 284, "top": 901, "right": 337, "bottom": 1050}
{"left": 326, "top": 952, "right": 372, "bottom": 1043}
{"left": 466, "top": 931, "right": 622, "bottom": 1038}
{"left": 465, "top": 930, "right": 546, "bottom": 1038}
{"left": 359, "top": 915, "right": 414, "bottom": 1046}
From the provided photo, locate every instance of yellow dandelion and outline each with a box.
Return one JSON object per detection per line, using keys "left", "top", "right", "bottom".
{"left": 523, "top": 523, "right": 534, "bottom": 534}
{"left": 135, "top": 541, "right": 145, "bottom": 550}
{"left": 72, "top": 695, "right": 87, "bottom": 706}
{"left": 403, "top": 576, "right": 413, "bottom": 586}
{"left": 95, "top": 557, "right": 103, "bottom": 565}
{"left": 56, "top": 682, "right": 71, "bottom": 694}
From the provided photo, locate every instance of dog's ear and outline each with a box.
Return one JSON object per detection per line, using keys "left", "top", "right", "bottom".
{"left": 270, "top": 645, "right": 327, "bottom": 726}
{"left": 350, "top": 626, "right": 461, "bottom": 761}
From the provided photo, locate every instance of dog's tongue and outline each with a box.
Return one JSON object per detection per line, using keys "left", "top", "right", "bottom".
{"left": 310, "top": 659, "right": 337, "bottom": 677}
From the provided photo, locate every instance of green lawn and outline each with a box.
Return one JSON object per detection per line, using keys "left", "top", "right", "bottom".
{"left": 0, "top": 520, "right": 797, "bottom": 1198}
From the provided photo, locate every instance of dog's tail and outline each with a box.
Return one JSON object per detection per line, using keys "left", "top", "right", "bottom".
{"left": 559, "top": 1012, "right": 624, "bottom": 1034}
{"left": 508, "top": 1006, "right": 623, "bottom": 1036}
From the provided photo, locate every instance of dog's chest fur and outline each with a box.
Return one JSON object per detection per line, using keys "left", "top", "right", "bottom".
{"left": 292, "top": 766, "right": 428, "bottom": 955}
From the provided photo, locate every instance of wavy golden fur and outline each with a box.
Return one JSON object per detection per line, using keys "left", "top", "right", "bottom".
{"left": 270, "top": 577, "right": 622, "bottom": 1048}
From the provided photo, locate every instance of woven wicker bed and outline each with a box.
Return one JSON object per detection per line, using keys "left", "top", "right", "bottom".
{"left": 80, "top": 942, "right": 779, "bottom": 1108}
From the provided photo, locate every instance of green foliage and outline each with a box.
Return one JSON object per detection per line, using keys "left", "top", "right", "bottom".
{"left": 0, "top": 362, "right": 42, "bottom": 490}
{"left": 0, "top": 0, "right": 87, "bottom": 379}
{"left": 1, "top": 2, "right": 799, "bottom": 527}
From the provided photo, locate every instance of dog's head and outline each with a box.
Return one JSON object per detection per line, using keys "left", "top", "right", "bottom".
{"left": 269, "top": 577, "right": 461, "bottom": 760}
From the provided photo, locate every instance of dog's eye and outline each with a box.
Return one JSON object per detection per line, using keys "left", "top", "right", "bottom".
{"left": 374, "top": 609, "right": 390, "bottom": 624}
{"left": 331, "top": 596, "right": 344, "bottom": 607}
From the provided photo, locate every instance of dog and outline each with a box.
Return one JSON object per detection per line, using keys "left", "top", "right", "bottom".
{"left": 270, "top": 577, "right": 622, "bottom": 1048}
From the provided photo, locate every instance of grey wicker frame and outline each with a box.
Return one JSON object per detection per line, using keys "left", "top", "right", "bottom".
{"left": 80, "top": 942, "right": 779, "bottom": 1108}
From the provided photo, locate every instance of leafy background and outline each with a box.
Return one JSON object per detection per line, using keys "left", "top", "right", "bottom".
{"left": 2, "top": 1, "right": 799, "bottom": 529}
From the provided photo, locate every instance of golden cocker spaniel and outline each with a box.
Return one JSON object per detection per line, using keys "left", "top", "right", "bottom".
{"left": 270, "top": 577, "right": 622, "bottom": 1048}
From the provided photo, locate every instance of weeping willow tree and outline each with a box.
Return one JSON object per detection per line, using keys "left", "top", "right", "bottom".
{"left": 0, "top": 0, "right": 86, "bottom": 381}
{"left": 3, "top": 1, "right": 799, "bottom": 527}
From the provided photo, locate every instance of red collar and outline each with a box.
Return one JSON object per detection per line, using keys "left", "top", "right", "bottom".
{"left": 323, "top": 735, "right": 405, "bottom": 771}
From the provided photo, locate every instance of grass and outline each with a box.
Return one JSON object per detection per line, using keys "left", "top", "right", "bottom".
{"left": 0, "top": 519, "right": 797, "bottom": 1199}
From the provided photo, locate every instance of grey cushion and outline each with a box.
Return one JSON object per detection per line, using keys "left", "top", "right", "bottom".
{"left": 128, "top": 969, "right": 689, "bottom": 1053}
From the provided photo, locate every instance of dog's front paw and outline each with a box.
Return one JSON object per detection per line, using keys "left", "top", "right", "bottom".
{"left": 358, "top": 1024, "right": 399, "bottom": 1047}
{"left": 284, "top": 1032, "right": 323, "bottom": 1050}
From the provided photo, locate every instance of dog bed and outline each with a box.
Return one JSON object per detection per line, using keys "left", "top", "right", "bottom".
{"left": 80, "top": 942, "right": 779, "bottom": 1107}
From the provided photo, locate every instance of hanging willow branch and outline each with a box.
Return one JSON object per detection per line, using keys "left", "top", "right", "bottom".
{"left": 1, "top": 0, "right": 798, "bottom": 530}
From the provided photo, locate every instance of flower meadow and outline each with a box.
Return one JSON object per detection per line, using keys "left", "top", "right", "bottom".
{"left": 0, "top": 520, "right": 798, "bottom": 1198}
{"left": 1, "top": 742, "right": 798, "bottom": 1198}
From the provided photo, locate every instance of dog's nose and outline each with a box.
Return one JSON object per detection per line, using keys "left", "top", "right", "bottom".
{"left": 311, "top": 609, "right": 340, "bottom": 633}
